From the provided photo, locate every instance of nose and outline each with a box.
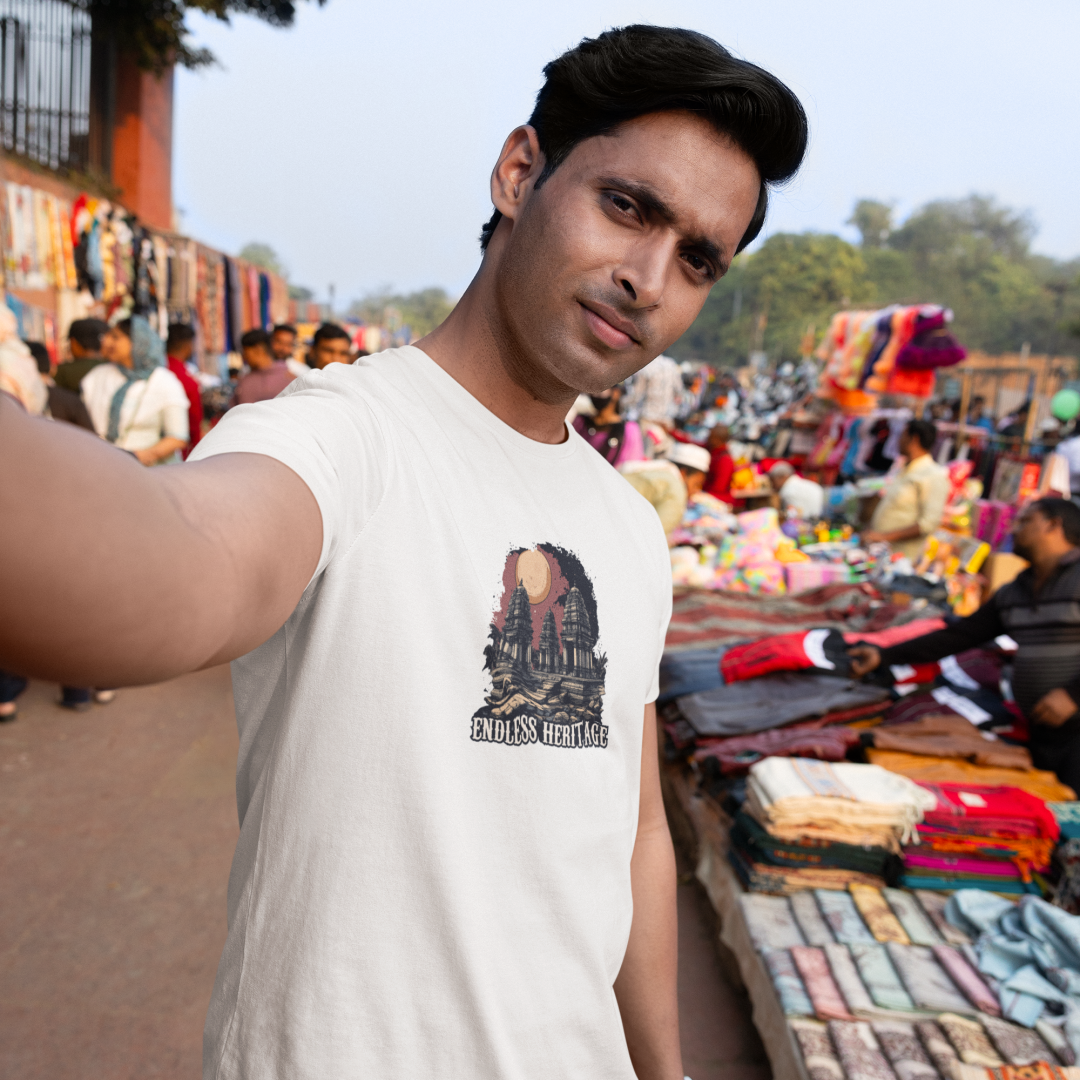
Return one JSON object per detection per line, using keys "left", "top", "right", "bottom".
{"left": 612, "top": 236, "right": 670, "bottom": 309}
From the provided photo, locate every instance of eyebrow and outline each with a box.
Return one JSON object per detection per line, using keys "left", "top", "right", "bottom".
{"left": 596, "top": 174, "right": 728, "bottom": 274}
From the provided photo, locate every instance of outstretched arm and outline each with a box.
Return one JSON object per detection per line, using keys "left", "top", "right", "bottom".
{"left": 0, "top": 395, "right": 321, "bottom": 686}
{"left": 615, "top": 702, "right": 683, "bottom": 1080}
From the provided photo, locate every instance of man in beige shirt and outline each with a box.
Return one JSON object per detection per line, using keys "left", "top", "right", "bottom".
{"left": 863, "top": 418, "right": 948, "bottom": 560}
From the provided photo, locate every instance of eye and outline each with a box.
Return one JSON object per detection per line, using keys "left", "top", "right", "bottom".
{"left": 682, "top": 251, "right": 715, "bottom": 280}
{"left": 606, "top": 192, "right": 640, "bottom": 219}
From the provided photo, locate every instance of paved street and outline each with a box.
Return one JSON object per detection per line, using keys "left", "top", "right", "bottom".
{"left": 0, "top": 667, "right": 765, "bottom": 1079}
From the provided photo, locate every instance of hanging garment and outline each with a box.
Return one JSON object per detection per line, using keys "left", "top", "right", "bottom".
{"left": 793, "top": 946, "right": 857, "bottom": 1021}
{"left": 764, "top": 947, "right": 814, "bottom": 1015}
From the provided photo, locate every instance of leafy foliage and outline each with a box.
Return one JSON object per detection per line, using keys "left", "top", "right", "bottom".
{"left": 239, "top": 241, "right": 285, "bottom": 276}
{"left": 349, "top": 288, "right": 456, "bottom": 338}
{"left": 670, "top": 195, "right": 1080, "bottom": 366}
{"left": 84, "top": 0, "right": 325, "bottom": 73}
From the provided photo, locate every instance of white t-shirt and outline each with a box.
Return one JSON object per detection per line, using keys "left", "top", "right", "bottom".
{"left": 188, "top": 346, "right": 672, "bottom": 1080}
{"left": 81, "top": 362, "right": 190, "bottom": 451}
{"left": 779, "top": 474, "right": 825, "bottom": 519}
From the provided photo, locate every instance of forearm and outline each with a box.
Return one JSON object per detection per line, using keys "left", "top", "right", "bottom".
{"left": 615, "top": 703, "right": 682, "bottom": 1080}
{"left": 0, "top": 397, "right": 318, "bottom": 685}
{"left": 138, "top": 435, "right": 186, "bottom": 465}
{"left": 882, "top": 523, "right": 922, "bottom": 543}
{"left": 879, "top": 601, "right": 1003, "bottom": 668}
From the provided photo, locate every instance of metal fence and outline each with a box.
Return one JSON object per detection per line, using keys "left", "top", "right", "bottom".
{"left": 0, "top": 0, "right": 91, "bottom": 171}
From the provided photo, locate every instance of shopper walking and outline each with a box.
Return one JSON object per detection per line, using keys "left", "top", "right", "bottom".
{"left": 231, "top": 328, "right": 295, "bottom": 405}
{"left": 0, "top": 25, "right": 807, "bottom": 1080}
{"left": 81, "top": 316, "right": 189, "bottom": 465}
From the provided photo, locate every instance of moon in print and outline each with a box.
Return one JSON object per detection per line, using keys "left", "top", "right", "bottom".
{"left": 516, "top": 549, "right": 551, "bottom": 604}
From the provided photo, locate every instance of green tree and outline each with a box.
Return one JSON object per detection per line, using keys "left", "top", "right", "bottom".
{"left": 349, "top": 288, "right": 456, "bottom": 338}
{"left": 239, "top": 242, "right": 285, "bottom": 277}
{"left": 86, "top": 1, "right": 326, "bottom": 73}
{"left": 848, "top": 199, "right": 893, "bottom": 248}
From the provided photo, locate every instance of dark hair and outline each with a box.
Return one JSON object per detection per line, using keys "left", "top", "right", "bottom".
{"left": 114, "top": 318, "right": 133, "bottom": 338}
{"left": 166, "top": 323, "right": 196, "bottom": 350}
{"left": 1031, "top": 498, "right": 1080, "bottom": 546}
{"left": 479, "top": 25, "right": 807, "bottom": 252}
{"left": 313, "top": 322, "right": 351, "bottom": 346}
{"left": 272, "top": 323, "right": 297, "bottom": 336}
{"left": 24, "top": 340, "right": 50, "bottom": 374}
{"left": 240, "top": 329, "right": 271, "bottom": 350}
{"left": 905, "top": 418, "right": 937, "bottom": 453}
{"left": 68, "top": 317, "right": 108, "bottom": 352}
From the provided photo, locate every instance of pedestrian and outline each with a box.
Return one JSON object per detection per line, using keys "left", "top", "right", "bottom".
{"left": 166, "top": 323, "right": 205, "bottom": 457}
{"left": 704, "top": 423, "right": 735, "bottom": 504}
{"left": 850, "top": 498, "right": 1080, "bottom": 793}
{"left": 271, "top": 322, "right": 310, "bottom": 378}
{"left": 624, "top": 352, "right": 682, "bottom": 427}
{"left": 53, "top": 317, "right": 109, "bottom": 393}
{"left": 768, "top": 460, "right": 824, "bottom": 520}
{"left": 861, "top": 418, "right": 949, "bottom": 558}
{"left": 25, "top": 340, "right": 95, "bottom": 430}
{"left": 81, "top": 316, "right": 189, "bottom": 465}
{"left": 231, "top": 328, "right": 295, "bottom": 405}
{"left": 572, "top": 385, "right": 645, "bottom": 466}
{"left": 306, "top": 322, "right": 353, "bottom": 369}
{"left": 622, "top": 442, "right": 712, "bottom": 536}
{"left": 0, "top": 24, "right": 807, "bottom": 1079}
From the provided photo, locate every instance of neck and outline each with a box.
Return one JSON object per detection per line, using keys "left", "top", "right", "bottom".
{"left": 1032, "top": 543, "right": 1074, "bottom": 583}
{"left": 417, "top": 258, "right": 573, "bottom": 445}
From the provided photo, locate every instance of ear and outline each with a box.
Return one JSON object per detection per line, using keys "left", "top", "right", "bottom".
{"left": 490, "top": 125, "right": 545, "bottom": 228}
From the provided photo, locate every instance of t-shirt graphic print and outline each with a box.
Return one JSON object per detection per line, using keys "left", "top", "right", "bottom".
{"left": 473, "top": 544, "right": 608, "bottom": 750}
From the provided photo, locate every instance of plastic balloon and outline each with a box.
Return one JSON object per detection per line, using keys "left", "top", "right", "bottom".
{"left": 1051, "top": 388, "right": 1080, "bottom": 422}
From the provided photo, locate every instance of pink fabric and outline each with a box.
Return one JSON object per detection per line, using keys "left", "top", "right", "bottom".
{"left": 791, "top": 946, "right": 856, "bottom": 1021}
{"left": 903, "top": 852, "right": 1021, "bottom": 878}
{"left": 931, "top": 945, "right": 1001, "bottom": 1016}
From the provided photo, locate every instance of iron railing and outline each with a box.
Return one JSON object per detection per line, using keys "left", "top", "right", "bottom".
{"left": 0, "top": 0, "right": 91, "bottom": 171}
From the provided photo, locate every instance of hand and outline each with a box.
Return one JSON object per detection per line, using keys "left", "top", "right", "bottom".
{"left": 133, "top": 447, "right": 157, "bottom": 466}
{"left": 847, "top": 644, "right": 882, "bottom": 678}
{"left": 1031, "top": 688, "right": 1079, "bottom": 728}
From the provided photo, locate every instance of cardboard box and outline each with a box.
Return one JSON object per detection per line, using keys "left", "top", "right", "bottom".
{"left": 983, "top": 552, "right": 1029, "bottom": 595}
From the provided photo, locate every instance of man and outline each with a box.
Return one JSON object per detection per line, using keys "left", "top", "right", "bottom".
{"left": 0, "top": 25, "right": 806, "bottom": 1079}
{"left": 768, "top": 460, "right": 824, "bottom": 520}
{"left": 623, "top": 443, "right": 712, "bottom": 537}
{"left": 862, "top": 418, "right": 949, "bottom": 559}
{"left": 271, "top": 322, "right": 309, "bottom": 379}
{"left": 231, "top": 328, "right": 295, "bottom": 406}
{"left": 704, "top": 423, "right": 735, "bottom": 504}
{"left": 54, "top": 317, "right": 109, "bottom": 392}
{"left": 850, "top": 498, "right": 1080, "bottom": 793}
{"left": 306, "top": 321, "right": 353, "bottom": 369}
{"left": 24, "top": 340, "right": 95, "bottom": 431}
{"left": 967, "top": 396, "right": 995, "bottom": 434}
{"left": 166, "top": 323, "right": 205, "bottom": 456}
{"left": 625, "top": 352, "right": 682, "bottom": 426}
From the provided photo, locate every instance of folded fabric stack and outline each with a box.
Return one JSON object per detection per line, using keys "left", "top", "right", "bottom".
{"left": 901, "top": 785, "right": 1059, "bottom": 896}
{"left": 742, "top": 886, "right": 1074, "bottom": 1080}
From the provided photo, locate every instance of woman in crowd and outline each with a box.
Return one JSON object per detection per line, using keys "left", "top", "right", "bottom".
{"left": 572, "top": 385, "right": 646, "bottom": 467}
{"left": 81, "top": 315, "right": 189, "bottom": 465}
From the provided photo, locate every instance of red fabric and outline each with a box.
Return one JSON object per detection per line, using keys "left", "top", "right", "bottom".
{"left": 917, "top": 782, "right": 1059, "bottom": 841}
{"left": 721, "top": 631, "right": 816, "bottom": 682}
{"left": 843, "top": 618, "right": 947, "bottom": 647}
{"left": 890, "top": 662, "right": 942, "bottom": 686}
{"left": 705, "top": 447, "right": 734, "bottom": 504}
{"left": 692, "top": 724, "right": 860, "bottom": 773}
{"left": 168, "top": 356, "right": 204, "bottom": 458}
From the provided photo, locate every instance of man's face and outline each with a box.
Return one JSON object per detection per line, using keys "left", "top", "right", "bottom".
{"left": 312, "top": 337, "right": 352, "bottom": 369}
{"left": 492, "top": 111, "right": 760, "bottom": 396}
{"left": 242, "top": 344, "right": 272, "bottom": 371}
{"left": 682, "top": 468, "right": 706, "bottom": 497}
{"left": 1012, "top": 508, "right": 1052, "bottom": 563}
{"left": 271, "top": 330, "right": 296, "bottom": 361}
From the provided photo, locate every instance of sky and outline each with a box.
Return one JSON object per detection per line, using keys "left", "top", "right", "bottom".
{"left": 173, "top": 0, "right": 1080, "bottom": 306}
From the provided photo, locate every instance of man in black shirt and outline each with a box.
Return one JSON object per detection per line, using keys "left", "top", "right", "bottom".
{"left": 850, "top": 498, "right": 1080, "bottom": 791}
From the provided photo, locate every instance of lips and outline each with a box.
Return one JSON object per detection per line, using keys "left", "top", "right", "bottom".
{"left": 579, "top": 302, "right": 639, "bottom": 350}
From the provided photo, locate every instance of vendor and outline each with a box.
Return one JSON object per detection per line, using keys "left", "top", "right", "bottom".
{"left": 704, "top": 424, "right": 735, "bottom": 504}
{"left": 850, "top": 498, "right": 1080, "bottom": 792}
{"left": 767, "top": 461, "right": 824, "bottom": 520}
{"left": 861, "top": 418, "right": 948, "bottom": 559}
{"left": 622, "top": 442, "right": 711, "bottom": 537}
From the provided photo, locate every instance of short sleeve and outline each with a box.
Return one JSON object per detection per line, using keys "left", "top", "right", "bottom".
{"left": 916, "top": 471, "right": 949, "bottom": 537}
{"left": 645, "top": 545, "right": 673, "bottom": 704}
{"left": 188, "top": 368, "right": 389, "bottom": 583}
